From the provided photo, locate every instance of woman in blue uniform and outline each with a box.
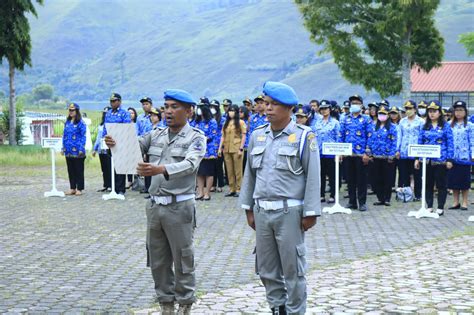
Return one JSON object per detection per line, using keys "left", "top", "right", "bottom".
{"left": 415, "top": 101, "right": 454, "bottom": 215}
{"left": 210, "top": 99, "right": 226, "bottom": 193}
{"left": 367, "top": 105, "right": 398, "bottom": 206}
{"left": 62, "top": 103, "right": 87, "bottom": 196}
{"left": 396, "top": 100, "right": 424, "bottom": 201}
{"left": 92, "top": 106, "right": 111, "bottom": 192}
{"left": 448, "top": 101, "right": 474, "bottom": 210}
{"left": 313, "top": 100, "right": 340, "bottom": 203}
{"left": 196, "top": 104, "right": 218, "bottom": 200}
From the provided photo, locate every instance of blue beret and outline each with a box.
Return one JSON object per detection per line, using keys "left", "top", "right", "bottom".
{"left": 163, "top": 89, "right": 196, "bottom": 105}
{"left": 68, "top": 103, "right": 80, "bottom": 110}
{"left": 263, "top": 81, "right": 298, "bottom": 106}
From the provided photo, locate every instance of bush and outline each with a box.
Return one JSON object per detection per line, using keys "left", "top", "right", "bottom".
{"left": 1, "top": 105, "right": 24, "bottom": 145}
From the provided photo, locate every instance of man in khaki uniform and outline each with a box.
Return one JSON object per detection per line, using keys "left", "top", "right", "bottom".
{"left": 106, "top": 89, "right": 206, "bottom": 315}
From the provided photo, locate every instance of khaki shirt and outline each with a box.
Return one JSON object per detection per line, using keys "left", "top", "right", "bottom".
{"left": 222, "top": 120, "right": 247, "bottom": 153}
{"left": 239, "top": 120, "right": 321, "bottom": 217}
{"left": 139, "top": 123, "right": 206, "bottom": 196}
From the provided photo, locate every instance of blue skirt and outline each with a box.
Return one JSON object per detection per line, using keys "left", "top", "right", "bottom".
{"left": 447, "top": 163, "right": 471, "bottom": 190}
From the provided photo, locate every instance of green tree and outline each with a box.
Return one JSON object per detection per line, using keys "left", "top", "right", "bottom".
{"left": 0, "top": 0, "right": 43, "bottom": 145}
{"left": 295, "top": 0, "right": 444, "bottom": 99}
{"left": 32, "top": 83, "right": 54, "bottom": 101}
{"left": 458, "top": 32, "right": 474, "bottom": 56}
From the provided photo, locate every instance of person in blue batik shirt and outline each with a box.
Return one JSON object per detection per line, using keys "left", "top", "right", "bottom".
{"left": 396, "top": 100, "right": 424, "bottom": 201}
{"left": 195, "top": 103, "right": 218, "bottom": 201}
{"left": 209, "top": 99, "right": 226, "bottom": 192}
{"left": 103, "top": 93, "right": 131, "bottom": 194}
{"left": 62, "top": 103, "right": 87, "bottom": 196}
{"left": 447, "top": 101, "right": 474, "bottom": 211}
{"left": 313, "top": 100, "right": 340, "bottom": 204}
{"left": 367, "top": 105, "right": 398, "bottom": 206}
{"left": 249, "top": 95, "right": 268, "bottom": 135}
{"left": 136, "top": 97, "right": 154, "bottom": 136}
{"left": 92, "top": 106, "right": 112, "bottom": 192}
{"left": 338, "top": 94, "right": 371, "bottom": 212}
{"left": 415, "top": 101, "right": 454, "bottom": 216}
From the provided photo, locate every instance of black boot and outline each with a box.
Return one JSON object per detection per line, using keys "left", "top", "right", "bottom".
{"left": 271, "top": 305, "right": 287, "bottom": 315}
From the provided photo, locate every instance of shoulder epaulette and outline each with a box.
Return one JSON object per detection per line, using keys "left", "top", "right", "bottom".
{"left": 296, "top": 124, "right": 312, "bottom": 131}
{"left": 255, "top": 123, "right": 269, "bottom": 130}
{"left": 192, "top": 127, "right": 205, "bottom": 135}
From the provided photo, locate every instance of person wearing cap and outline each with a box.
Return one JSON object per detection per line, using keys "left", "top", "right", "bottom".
{"left": 329, "top": 100, "right": 340, "bottom": 120}
{"left": 222, "top": 99, "right": 232, "bottom": 120}
{"left": 195, "top": 103, "right": 218, "bottom": 201}
{"left": 106, "top": 89, "right": 205, "bottom": 314}
{"left": 366, "top": 105, "right": 398, "bottom": 206}
{"left": 447, "top": 100, "right": 474, "bottom": 211}
{"left": 243, "top": 97, "right": 253, "bottom": 114}
{"left": 367, "top": 102, "right": 379, "bottom": 124}
{"left": 240, "top": 81, "right": 320, "bottom": 314}
{"left": 218, "top": 104, "right": 247, "bottom": 197}
{"left": 389, "top": 106, "right": 401, "bottom": 125}
{"left": 102, "top": 93, "right": 131, "bottom": 195}
{"left": 210, "top": 100, "right": 226, "bottom": 193}
{"left": 295, "top": 105, "right": 311, "bottom": 126}
{"left": 249, "top": 95, "right": 268, "bottom": 136}
{"left": 415, "top": 100, "right": 454, "bottom": 216}
{"left": 340, "top": 100, "right": 350, "bottom": 120}
{"left": 338, "top": 94, "right": 371, "bottom": 211}
{"left": 137, "top": 97, "right": 154, "bottom": 136}
{"left": 92, "top": 106, "right": 112, "bottom": 192}
{"left": 396, "top": 100, "right": 424, "bottom": 201}
{"left": 313, "top": 100, "right": 340, "bottom": 204}
{"left": 62, "top": 103, "right": 87, "bottom": 196}
{"left": 309, "top": 99, "right": 322, "bottom": 127}
{"left": 417, "top": 100, "right": 428, "bottom": 119}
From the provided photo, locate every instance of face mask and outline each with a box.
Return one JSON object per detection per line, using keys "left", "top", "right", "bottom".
{"left": 210, "top": 108, "right": 217, "bottom": 115}
{"left": 418, "top": 108, "right": 426, "bottom": 116}
{"left": 196, "top": 108, "right": 202, "bottom": 116}
{"left": 378, "top": 114, "right": 388, "bottom": 122}
{"left": 228, "top": 111, "right": 235, "bottom": 119}
{"left": 350, "top": 104, "right": 362, "bottom": 113}
{"left": 406, "top": 109, "right": 415, "bottom": 117}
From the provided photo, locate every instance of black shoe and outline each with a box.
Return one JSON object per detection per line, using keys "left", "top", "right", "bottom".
{"left": 271, "top": 305, "right": 287, "bottom": 315}
{"left": 225, "top": 192, "right": 236, "bottom": 197}
{"left": 233, "top": 192, "right": 240, "bottom": 197}
{"left": 359, "top": 204, "right": 368, "bottom": 211}
{"left": 140, "top": 189, "right": 149, "bottom": 194}
{"left": 144, "top": 195, "right": 151, "bottom": 199}
{"left": 461, "top": 206, "right": 468, "bottom": 211}
{"left": 384, "top": 202, "right": 391, "bottom": 206}
{"left": 203, "top": 196, "right": 211, "bottom": 201}
{"left": 345, "top": 203, "right": 358, "bottom": 210}
{"left": 448, "top": 204, "right": 461, "bottom": 210}
{"left": 373, "top": 201, "right": 384, "bottom": 206}
{"left": 195, "top": 195, "right": 204, "bottom": 200}
{"left": 97, "top": 188, "right": 107, "bottom": 192}
{"left": 413, "top": 197, "right": 421, "bottom": 202}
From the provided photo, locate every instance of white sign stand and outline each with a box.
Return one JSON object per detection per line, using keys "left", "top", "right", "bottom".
{"left": 102, "top": 155, "right": 125, "bottom": 201}
{"left": 322, "top": 143, "right": 352, "bottom": 215}
{"left": 469, "top": 216, "right": 474, "bottom": 222}
{"left": 407, "top": 145, "right": 441, "bottom": 219}
{"left": 42, "top": 138, "right": 65, "bottom": 198}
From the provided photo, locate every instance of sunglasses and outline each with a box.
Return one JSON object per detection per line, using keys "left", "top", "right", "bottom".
{"left": 69, "top": 109, "right": 76, "bottom": 112}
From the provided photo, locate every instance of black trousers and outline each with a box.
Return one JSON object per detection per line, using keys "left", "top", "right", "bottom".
{"left": 145, "top": 176, "right": 151, "bottom": 192}
{"left": 426, "top": 163, "right": 447, "bottom": 209}
{"left": 345, "top": 156, "right": 368, "bottom": 206}
{"left": 320, "top": 157, "right": 336, "bottom": 198}
{"left": 66, "top": 156, "right": 85, "bottom": 191}
{"left": 398, "top": 159, "right": 422, "bottom": 198}
{"left": 367, "top": 160, "right": 376, "bottom": 192}
{"left": 372, "top": 158, "right": 395, "bottom": 203}
{"left": 242, "top": 149, "right": 248, "bottom": 174}
{"left": 108, "top": 150, "right": 126, "bottom": 194}
{"left": 213, "top": 155, "right": 225, "bottom": 188}
{"left": 99, "top": 153, "right": 111, "bottom": 189}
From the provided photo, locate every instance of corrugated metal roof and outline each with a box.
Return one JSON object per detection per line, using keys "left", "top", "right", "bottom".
{"left": 24, "top": 111, "right": 66, "bottom": 120}
{"left": 411, "top": 61, "right": 474, "bottom": 93}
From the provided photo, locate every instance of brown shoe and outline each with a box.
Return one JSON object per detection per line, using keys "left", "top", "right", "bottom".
{"left": 75, "top": 190, "right": 83, "bottom": 196}
{"left": 65, "top": 190, "right": 76, "bottom": 195}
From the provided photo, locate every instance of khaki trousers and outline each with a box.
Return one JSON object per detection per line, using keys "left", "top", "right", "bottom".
{"left": 224, "top": 152, "right": 243, "bottom": 192}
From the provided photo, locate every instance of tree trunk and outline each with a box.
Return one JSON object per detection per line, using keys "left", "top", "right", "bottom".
{"left": 8, "top": 61, "right": 17, "bottom": 146}
{"left": 401, "top": 26, "right": 412, "bottom": 101}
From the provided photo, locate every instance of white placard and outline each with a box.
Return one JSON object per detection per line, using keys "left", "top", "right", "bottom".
{"left": 42, "top": 137, "right": 62, "bottom": 151}
{"left": 408, "top": 144, "right": 441, "bottom": 158}
{"left": 322, "top": 143, "right": 352, "bottom": 156}
{"left": 106, "top": 123, "right": 143, "bottom": 174}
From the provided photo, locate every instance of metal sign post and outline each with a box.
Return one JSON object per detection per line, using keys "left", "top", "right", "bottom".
{"left": 102, "top": 155, "right": 125, "bottom": 201}
{"left": 407, "top": 144, "right": 441, "bottom": 219}
{"left": 42, "top": 138, "right": 65, "bottom": 198}
{"left": 322, "top": 143, "right": 353, "bottom": 215}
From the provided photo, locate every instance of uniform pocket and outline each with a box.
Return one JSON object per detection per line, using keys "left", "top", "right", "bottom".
{"left": 250, "top": 146, "right": 265, "bottom": 169}
{"left": 296, "top": 243, "right": 307, "bottom": 277}
{"left": 276, "top": 146, "right": 299, "bottom": 171}
{"left": 148, "top": 147, "right": 163, "bottom": 164}
{"left": 181, "top": 246, "right": 195, "bottom": 274}
{"left": 170, "top": 148, "right": 187, "bottom": 161}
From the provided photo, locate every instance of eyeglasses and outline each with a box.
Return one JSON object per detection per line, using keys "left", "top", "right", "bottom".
{"left": 69, "top": 109, "right": 76, "bottom": 112}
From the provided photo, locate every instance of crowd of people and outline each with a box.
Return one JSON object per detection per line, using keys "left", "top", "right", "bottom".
{"left": 61, "top": 93, "right": 474, "bottom": 215}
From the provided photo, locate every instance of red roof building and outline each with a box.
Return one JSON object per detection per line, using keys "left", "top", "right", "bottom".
{"left": 411, "top": 61, "right": 474, "bottom": 108}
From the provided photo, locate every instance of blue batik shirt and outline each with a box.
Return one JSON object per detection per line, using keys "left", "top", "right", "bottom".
{"left": 215, "top": 116, "right": 226, "bottom": 153}
{"left": 312, "top": 117, "right": 340, "bottom": 158}
{"left": 196, "top": 118, "right": 219, "bottom": 158}
{"left": 451, "top": 121, "right": 474, "bottom": 165}
{"left": 397, "top": 116, "right": 424, "bottom": 159}
{"left": 338, "top": 113, "right": 371, "bottom": 155}
{"left": 63, "top": 119, "right": 87, "bottom": 157}
{"left": 136, "top": 113, "right": 153, "bottom": 136}
{"left": 244, "top": 120, "right": 250, "bottom": 149}
{"left": 418, "top": 123, "right": 454, "bottom": 163}
{"left": 102, "top": 106, "right": 131, "bottom": 137}
{"left": 93, "top": 124, "right": 107, "bottom": 154}
{"left": 249, "top": 113, "right": 268, "bottom": 136}
{"left": 367, "top": 123, "right": 398, "bottom": 158}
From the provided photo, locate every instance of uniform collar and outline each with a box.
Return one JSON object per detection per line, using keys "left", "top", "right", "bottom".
{"left": 162, "top": 122, "right": 191, "bottom": 138}
{"left": 264, "top": 119, "right": 295, "bottom": 137}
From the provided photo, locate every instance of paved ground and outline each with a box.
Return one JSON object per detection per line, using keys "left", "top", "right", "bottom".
{"left": 0, "top": 170, "right": 473, "bottom": 314}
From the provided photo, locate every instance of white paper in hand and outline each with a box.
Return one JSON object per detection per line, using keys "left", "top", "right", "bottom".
{"left": 106, "top": 123, "right": 143, "bottom": 174}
